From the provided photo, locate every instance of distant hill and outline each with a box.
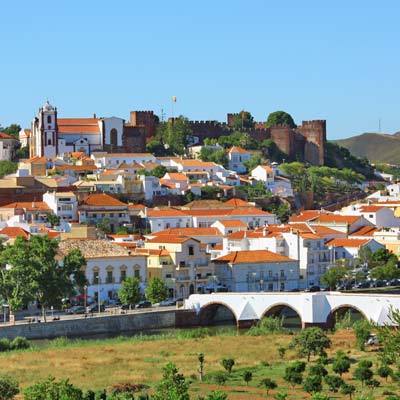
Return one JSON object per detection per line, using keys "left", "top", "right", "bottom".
{"left": 335, "top": 132, "right": 400, "bottom": 164}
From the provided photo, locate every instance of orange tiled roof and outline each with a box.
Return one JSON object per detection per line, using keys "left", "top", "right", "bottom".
{"left": 228, "top": 146, "right": 248, "bottom": 154}
{"left": 146, "top": 235, "right": 197, "bottom": 244}
{"left": 26, "top": 156, "right": 47, "bottom": 164}
{"left": 359, "top": 205, "right": 384, "bottom": 213}
{"left": 128, "top": 203, "right": 146, "bottom": 210}
{"left": 56, "top": 164, "right": 98, "bottom": 172}
{"left": 215, "top": 250, "right": 294, "bottom": 264}
{"left": 146, "top": 208, "right": 188, "bottom": 218}
{"left": 152, "top": 227, "right": 221, "bottom": 237}
{"left": 82, "top": 193, "right": 127, "bottom": 207}
{"left": 57, "top": 118, "right": 100, "bottom": 135}
{"left": 0, "top": 132, "right": 16, "bottom": 140}
{"left": 225, "top": 198, "right": 252, "bottom": 207}
{"left": 165, "top": 173, "right": 188, "bottom": 181}
{"left": 0, "top": 227, "right": 30, "bottom": 239}
{"left": 326, "top": 238, "right": 371, "bottom": 248}
{"left": 289, "top": 210, "right": 327, "bottom": 223}
{"left": 134, "top": 248, "right": 170, "bottom": 257}
{"left": 0, "top": 201, "right": 50, "bottom": 211}
{"left": 349, "top": 226, "right": 378, "bottom": 237}
{"left": 178, "top": 159, "right": 216, "bottom": 168}
{"left": 217, "top": 219, "right": 247, "bottom": 228}
{"left": 314, "top": 214, "right": 361, "bottom": 224}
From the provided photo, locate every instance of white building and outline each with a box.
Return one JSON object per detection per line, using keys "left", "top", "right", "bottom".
{"left": 213, "top": 250, "right": 299, "bottom": 292}
{"left": 0, "top": 133, "right": 18, "bottom": 161}
{"left": 227, "top": 146, "right": 251, "bottom": 174}
{"left": 58, "top": 239, "right": 147, "bottom": 302}
{"left": 43, "top": 191, "right": 78, "bottom": 221}
{"left": 30, "top": 101, "right": 125, "bottom": 158}
{"left": 91, "top": 152, "right": 157, "bottom": 169}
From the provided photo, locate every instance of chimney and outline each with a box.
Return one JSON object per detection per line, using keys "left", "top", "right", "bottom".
{"left": 93, "top": 113, "right": 97, "bottom": 119}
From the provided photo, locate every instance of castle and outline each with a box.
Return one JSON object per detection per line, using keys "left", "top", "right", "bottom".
{"left": 30, "top": 103, "right": 326, "bottom": 165}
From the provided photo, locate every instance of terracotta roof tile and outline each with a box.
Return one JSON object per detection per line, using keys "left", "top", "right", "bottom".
{"left": 326, "top": 238, "right": 371, "bottom": 248}
{"left": 0, "top": 227, "right": 30, "bottom": 239}
{"left": 152, "top": 227, "right": 221, "bottom": 236}
{"left": 215, "top": 250, "right": 294, "bottom": 264}
{"left": 82, "top": 193, "right": 127, "bottom": 207}
{"left": 228, "top": 146, "right": 248, "bottom": 154}
{"left": 349, "top": 226, "right": 378, "bottom": 237}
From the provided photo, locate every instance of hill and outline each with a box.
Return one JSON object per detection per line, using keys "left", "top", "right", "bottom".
{"left": 335, "top": 132, "right": 400, "bottom": 164}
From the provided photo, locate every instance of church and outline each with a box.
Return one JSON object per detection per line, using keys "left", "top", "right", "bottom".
{"left": 30, "top": 101, "right": 125, "bottom": 158}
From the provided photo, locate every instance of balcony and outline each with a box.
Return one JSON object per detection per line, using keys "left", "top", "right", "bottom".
{"left": 105, "top": 277, "right": 115, "bottom": 284}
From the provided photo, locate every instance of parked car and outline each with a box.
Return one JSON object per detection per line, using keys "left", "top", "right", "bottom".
{"left": 65, "top": 306, "right": 86, "bottom": 315}
{"left": 135, "top": 301, "right": 152, "bottom": 309}
{"left": 366, "top": 334, "right": 379, "bottom": 346}
{"left": 159, "top": 299, "right": 177, "bottom": 307}
{"left": 86, "top": 303, "right": 105, "bottom": 313}
{"left": 387, "top": 279, "right": 400, "bottom": 287}
{"left": 306, "top": 286, "right": 320, "bottom": 292}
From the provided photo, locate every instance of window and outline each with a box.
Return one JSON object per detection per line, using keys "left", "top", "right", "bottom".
{"left": 179, "top": 261, "right": 186, "bottom": 268}
{"left": 110, "top": 128, "right": 118, "bottom": 147}
{"left": 134, "top": 269, "right": 140, "bottom": 279}
{"left": 93, "top": 270, "right": 99, "bottom": 285}
{"left": 188, "top": 246, "right": 194, "bottom": 256}
{"left": 280, "top": 282, "right": 285, "bottom": 291}
{"left": 106, "top": 270, "right": 113, "bottom": 284}
{"left": 120, "top": 269, "right": 126, "bottom": 282}
{"left": 268, "top": 283, "right": 273, "bottom": 291}
{"left": 47, "top": 115, "right": 51, "bottom": 123}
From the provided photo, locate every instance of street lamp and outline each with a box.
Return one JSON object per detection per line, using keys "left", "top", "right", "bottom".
{"left": 84, "top": 285, "right": 88, "bottom": 314}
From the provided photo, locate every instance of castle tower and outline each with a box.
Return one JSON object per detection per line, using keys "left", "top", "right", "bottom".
{"left": 31, "top": 101, "right": 58, "bottom": 159}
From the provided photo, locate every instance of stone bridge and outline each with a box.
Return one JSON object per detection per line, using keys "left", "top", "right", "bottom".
{"left": 184, "top": 292, "right": 400, "bottom": 328}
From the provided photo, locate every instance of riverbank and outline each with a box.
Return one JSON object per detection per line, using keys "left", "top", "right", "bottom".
{"left": 0, "top": 328, "right": 393, "bottom": 400}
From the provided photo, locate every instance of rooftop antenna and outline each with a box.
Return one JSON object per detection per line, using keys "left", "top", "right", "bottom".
{"left": 171, "top": 96, "right": 177, "bottom": 120}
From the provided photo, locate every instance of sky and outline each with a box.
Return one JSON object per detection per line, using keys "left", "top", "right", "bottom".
{"left": 1, "top": 1, "right": 399, "bottom": 139}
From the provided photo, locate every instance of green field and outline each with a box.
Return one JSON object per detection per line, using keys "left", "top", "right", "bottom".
{"left": 0, "top": 328, "right": 397, "bottom": 399}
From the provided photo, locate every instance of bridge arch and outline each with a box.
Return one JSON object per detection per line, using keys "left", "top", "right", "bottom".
{"left": 198, "top": 301, "right": 238, "bottom": 327}
{"left": 261, "top": 302, "right": 303, "bottom": 328}
{"left": 326, "top": 304, "right": 368, "bottom": 329}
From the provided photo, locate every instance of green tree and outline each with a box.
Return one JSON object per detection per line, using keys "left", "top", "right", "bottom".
{"left": 201, "top": 186, "right": 223, "bottom": 200}
{"left": 284, "top": 367, "right": 303, "bottom": 388}
{"left": 0, "top": 237, "right": 36, "bottom": 314}
{"left": 212, "top": 372, "right": 227, "bottom": 386}
{"left": 96, "top": 218, "right": 112, "bottom": 234}
{"left": 146, "top": 139, "right": 167, "bottom": 156}
{"left": 2, "top": 124, "right": 21, "bottom": 139}
{"left": 156, "top": 117, "right": 192, "bottom": 155}
{"left": 278, "top": 346, "right": 286, "bottom": 359}
{"left": 231, "top": 111, "right": 255, "bottom": 130}
{"left": 321, "top": 266, "right": 347, "bottom": 290}
{"left": 145, "top": 277, "right": 168, "bottom": 304}
{"left": 265, "top": 111, "right": 296, "bottom": 128}
{"left": 118, "top": 277, "right": 141, "bottom": 308}
{"left": 152, "top": 363, "right": 189, "bottom": 400}
{"left": 332, "top": 351, "right": 351, "bottom": 376}
{"left": 46, "top": 213, "right": 60, "bottom": 228}
{"left": 242, "top": 370, "right": 252, "bottom": 386}
{"left": 290, "top": 327, "right": 331, "bottom": 361}
{"left": 199, "top": 147, "right": 228, "bottom": 167}
{"left": 308, "top": 364, "right": 328, "bottom": 378}
{"left": 16, "top": 146, "right": 29, "bottom": 159}
{"left": 24, "top": 377, "right": 83, "bottom": 400}
{"left": 353, "top": 360, "right": 373, "bottom": 386}
{"left": 324, "top": 375, "right": 343, "bottom": 392}
{"left": 303, "top": 375, "right": 322, "bottom": 394}
{"left": 365, "top": 378, "right": 380, "bottom": 391}
{"left": 151, "top": 165, "right": 168, "bottom": 178}
{"left": 259, "top": 378, "right": 277, "bottom": 395}
{"left": 340, "top": 383, "right": 356, "bottom": 400}
{"left": 353, "top": 319, "right": 371, "bottom": 351}
{"left": 0, "top": 375, "right": 19, "bottom": 400}
{"left": 0, "top": 161, "right": 17, "bottom": 178}
{"left": 221, "top": 358, "right": 235, "bottom": 374}
{"left": 243, "top": 154, "right": 263, "bottom": 172}
{"left": 376, "top": 364, "right": 392, "bottom": 381}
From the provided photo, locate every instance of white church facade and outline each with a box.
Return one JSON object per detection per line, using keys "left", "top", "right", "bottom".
{"left": 30, "top": 101, "right": 124, "bottom": 158}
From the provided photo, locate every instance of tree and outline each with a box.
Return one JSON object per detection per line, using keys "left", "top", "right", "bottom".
{"left": 0, "top": 161, "right": 17, "bottom": 178}
{"left": 290, "top": 327, "right": 331, "bottom": 361}
{"left": 353, "top": 319, "right": 371, "bottom": 351}
{"left": 145, "top": 277, "right": 168, "bottom": 304}
{"left": 340, "top": 383, "right": 356, "bottom": 400}
{"left": 332, "top": 351, "right": 351, "bottom": 376}
{"left": 242, "top": 370, "right": 252, "bottom": 386}
{"left": 146, "top": 139, "right": 167, "bottom": 156}
{"left": 0, "top": 237, "right": 36, "bottom": 314}
{"left": 151, "top": 165, "right": 168, "bottom": 178}
{"left": 278, "top": 346, "right": 286, "bottom": 359}
{"left": 199, "top": 147, "right": 228, "bottom": 168}
{"left": 96, "top": 218, "right": 112, "bottom": 234}
{"left": 212, "top": 372, "right": 227, "bottom": 386}
{"left": 353, "top": 360, "right": 373, "bottom": 386}
{"left": 156, "top": 117, "right": 192, "bottom": 155}
{"left": 365, "top": 378, "right": 380, "bottom": 391}
{"left": 260, "top": 378, "right": 277, "bottom": 395}
{"left": 118, "top": 277, "right": 141, "bottom": 308}
{"left": 231, "top": 111, "right": 255, "bottom": 130}
{"left": 16, "top": 146, "right": 29, "bottom": 159}
{"left": 321, "top": 266, "right": 347, "bottom": 290}
{"left": 303, "top": 375, "right": 322, "bottom": 394}
{"left": 198, "top": 353, "right": 205, "bottom": 381}
{"left": 265, "top": 111, "right": 296, "bottom": 128}
{"left": 152, "top": 362, "right": 190, "bottom": 400}
{"left": 201, "top": 186, "right": 223, "bottom": 200}
{"left": 221, "top": 358, "right": 235, "bottom": 374}
{"left": 284, "top": 367, "right": 303, "bottom": 388}
{"left": 2, "top": 124, "right": 21, "bottom": 139}
{"left": 377, "top": 364, "right": 392, "bottom": 381}
{"left": 46, "top": 213, "right": 60, "bottom": 228}
{"left": 308, "top": 364, "right": 328, "bottom": 377}
{"left": 324, "top": 375, "right": 343, "bottom": 392}
{"left": 243, "top": 154, "right": 263, "bottom": 172}
{"left": 24, "top": 377, "right": 83, "bottom": 400}
{"left": 0, "top": 375, "right": 19, "bottom": 400}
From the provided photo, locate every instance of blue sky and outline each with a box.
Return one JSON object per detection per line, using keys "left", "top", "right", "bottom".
{"left": 1, "top": 1, "right": 399, "bottom": 139}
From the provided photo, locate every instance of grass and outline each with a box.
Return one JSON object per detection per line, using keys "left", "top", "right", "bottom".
{"left": 0, "top": 328, "right": 397, "bottom": 399}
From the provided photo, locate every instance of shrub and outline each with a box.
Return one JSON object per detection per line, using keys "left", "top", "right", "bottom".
{"left": 24, "top": 377, "right": 83, "bottom": 400}
{"left": 247, "top": 316, "right": 285, "bottom": 335}
{"left": 353, "top": 361, "right": 373, "bottom": 386}
{"left": 341, "top": 383, "right": 356, "bottom": 400}
{"left": 10, "top": 337, "right": 30, "bottom": 350}
{"left": 353, "top": 320, "right": 371, "bottom": 351}
{"left": 243, "top": 370, "right": 253, "bottom": 386}
{"left": 205, "top": 391, "right": 228, "bottom": 400}
{"left": 324, "top": 375, "right": 343, "bottom": 392}
{"left": 309, "top": 364, "right": 328, "bottom": 377}
{"left": 0, "top": 375, "right": 19, "bottom": 400}
{"left": 303, "top": 375, "right": 322, "bottom": 394}
{"left": 110, "top": 383, "right": 149, "bottom": 394}
{"left": 0, "top": 339, "right": 10, "bottom": 352}
{"left": 221, "top": 358, "right": 235, "bottom": 374}
{"left": 284, "top": 369, "right": 303, "bottom": 388}
{"left": 332, "top": 351, "right": 351, "bottom": 376}
{"left": 291, "top": 361, "right": 306, "bottom": 373}
{"left": 377, "top": 364, "right": 392, "bottom": 381}
{"left": 278, "top": 346, "right": 286, "bottom": 359}
{"left": 259, "top": 378, "right": 277, "bottom": 394}
{"left": 212, "top": 372, "right": 227, "bottom": 386}
{"left": 311, "top": 394, "right": 330, "bottom": 400}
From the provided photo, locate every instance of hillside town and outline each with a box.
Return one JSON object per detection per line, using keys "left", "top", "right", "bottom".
{"left": 0, "top": 102, "right": 398, "bottom": 308}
